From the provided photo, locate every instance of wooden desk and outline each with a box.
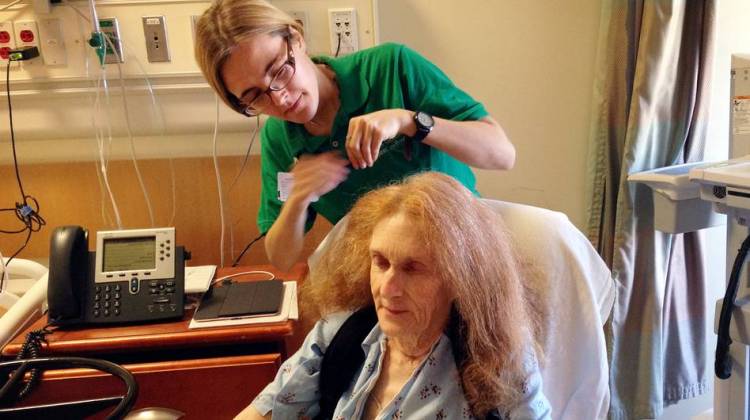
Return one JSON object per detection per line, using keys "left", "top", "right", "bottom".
{"left": 1, "top": 264, "right": 306, "bottom": 419}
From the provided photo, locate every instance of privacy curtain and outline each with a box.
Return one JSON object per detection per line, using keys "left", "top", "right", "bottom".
{"left": 585, "top": 1, "right": 716, "bottom": 419}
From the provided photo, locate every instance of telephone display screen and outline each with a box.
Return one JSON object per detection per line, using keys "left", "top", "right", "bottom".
{"left": 102, "top": 236, "right": 156, "bottom": 272}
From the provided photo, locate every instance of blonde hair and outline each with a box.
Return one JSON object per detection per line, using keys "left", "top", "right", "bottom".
{"left": 304, "top": 172, "right": 544, "bottom": 417}
{"left": 194, "top": 0, "right": 304, "bottom": 115}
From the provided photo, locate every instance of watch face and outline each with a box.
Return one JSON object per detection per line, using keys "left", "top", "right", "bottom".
{"left": 416, "top": 112, "right": 434, "bottom": 128}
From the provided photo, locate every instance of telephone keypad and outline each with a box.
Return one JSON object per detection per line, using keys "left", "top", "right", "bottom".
{"left": 93, "top": 283, "right": 124, "bottom": 318}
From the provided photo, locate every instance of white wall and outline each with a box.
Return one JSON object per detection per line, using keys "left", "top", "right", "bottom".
{"left": 0, "top": 0, "right": 378, "bottom": 164}
{"left": 377, "top": 0, "right": 602, "bottom": 228}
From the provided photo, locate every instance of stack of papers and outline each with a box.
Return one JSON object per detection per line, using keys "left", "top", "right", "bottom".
{"left": 185, "top": 265, "right": 217, "bottom": 294}
{"left": 188, "top": 281, "right": 298, "bottom": 329}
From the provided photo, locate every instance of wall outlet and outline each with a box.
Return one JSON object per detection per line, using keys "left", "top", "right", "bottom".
{"left": 37, "top": 18, "right": 65, "bottom": 65}
{"left": 13, "top": 21, "right": 41, "bottom": 65}
{"left": 328, "top": 8, "right": 358, "bottom": 56}
{"left": 0, "top": 21, "right": 17, "bottom": 62}
{"left": 142, "top": 15, "right": 170, "bottom": 63}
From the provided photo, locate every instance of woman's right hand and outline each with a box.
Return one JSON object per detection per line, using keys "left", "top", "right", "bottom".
{"left": 288, "top": 151, "right": 350, "bottom": 205}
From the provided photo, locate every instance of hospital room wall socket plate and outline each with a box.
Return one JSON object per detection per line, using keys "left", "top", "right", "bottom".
{"left": 328, "top": 8, "right": 358, "bottom": 56}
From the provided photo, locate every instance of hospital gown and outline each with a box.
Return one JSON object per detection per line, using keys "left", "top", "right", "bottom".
{"left": 252, "top": 312, "right": 551, "bottom": 419}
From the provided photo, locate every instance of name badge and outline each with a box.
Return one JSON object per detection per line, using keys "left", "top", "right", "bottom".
{"left": 277, "top": 172, "right": 318, "bottom": 203}
{"left": 277, "top": 172, "right": 294, "bottom": 202}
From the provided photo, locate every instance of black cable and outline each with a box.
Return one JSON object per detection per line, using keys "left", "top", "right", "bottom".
{"left": 1, "top": 61, "right": 45, "bottom": 279}
{"left": 0, "top": 356, "right": 138, "bottom": 419}
{"left": 232, "top": 232, "right": 266, "bottom": 267}
{"left": 715, "top": 232, "right": 750, "bottom": 379}
{"left": 334, "top": 33, "right": 342, "bottom": 57}
{"left": 6, "top": 61, "right": 24, "bottom": 200}
{"left": 0, "top": 322, "right": 56, "bottom": 402}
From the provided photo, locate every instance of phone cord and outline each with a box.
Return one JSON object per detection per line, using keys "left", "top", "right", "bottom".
{"left": 7, "top": 324, "right": 55, "bottom": 401}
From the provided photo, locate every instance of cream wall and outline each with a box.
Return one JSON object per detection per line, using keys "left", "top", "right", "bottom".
{"left": 0, "top": 0, "right": 378, "bottom": 163}
{"left": 377, "top": 0, "right": 602, "bottom": 228}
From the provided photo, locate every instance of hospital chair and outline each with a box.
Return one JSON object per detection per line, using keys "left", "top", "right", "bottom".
{"left": 309, "top": 198, "right": 615, "bottom": 420}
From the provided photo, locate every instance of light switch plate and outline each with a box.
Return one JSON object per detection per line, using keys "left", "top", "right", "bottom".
{"left": 142, "top": 16, "right": 170, "bottom": 63}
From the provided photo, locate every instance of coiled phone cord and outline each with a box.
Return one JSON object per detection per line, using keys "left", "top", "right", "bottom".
{"left": 1, "top": 322, "right": 56, "bottom": 402}
{"left": 715, "top": 232, "right": 750, "bottom": 379}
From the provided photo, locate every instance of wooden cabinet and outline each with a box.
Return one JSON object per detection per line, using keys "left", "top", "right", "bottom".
{"left": 1, "top": 265, "right": 306, "bottom": 419}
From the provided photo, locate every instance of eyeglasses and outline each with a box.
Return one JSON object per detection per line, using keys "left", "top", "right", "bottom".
{"left": 237, "top": 35, "right": 296, "bottom": 117}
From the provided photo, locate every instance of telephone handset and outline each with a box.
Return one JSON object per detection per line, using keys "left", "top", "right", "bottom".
{"left": 48, "top": 226, "right": 187, "bottom": 326}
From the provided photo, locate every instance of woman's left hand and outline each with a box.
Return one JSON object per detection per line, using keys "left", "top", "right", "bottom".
{"left": 345, "top": 109, "right": 413, "bottom": 169}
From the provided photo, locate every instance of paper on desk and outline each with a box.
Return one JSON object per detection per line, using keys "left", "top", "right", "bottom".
{"left": 188, "top": 281, "right": 298, "bottom": 329}
{"left": 185, "top": 265, "right": 217, "bottom": 294}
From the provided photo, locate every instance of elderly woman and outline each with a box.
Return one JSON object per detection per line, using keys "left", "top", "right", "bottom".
{"left": 236, "top": 172, "right": 550, "bottom": 419}
{"left": 195, "top": 0, "right": 515, "bottom": 271}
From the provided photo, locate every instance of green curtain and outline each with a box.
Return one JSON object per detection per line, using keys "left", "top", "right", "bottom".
{"left": 585, "top": 0, "right": 716, "bottom": 418}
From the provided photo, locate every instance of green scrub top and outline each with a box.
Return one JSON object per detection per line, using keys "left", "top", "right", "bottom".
{"left": 257, "top": 43, "right": 489, "bottom": 234}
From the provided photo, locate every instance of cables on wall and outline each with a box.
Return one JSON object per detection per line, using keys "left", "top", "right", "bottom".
{"left": 0, "top": 49, "right": 45, "bottom": 285}
{"left": 68, "top": 0, "right": 177, "bottom": 229}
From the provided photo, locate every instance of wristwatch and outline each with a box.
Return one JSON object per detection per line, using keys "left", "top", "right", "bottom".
{"left": 412, "top": 111, "right": 434, "bottom": 142}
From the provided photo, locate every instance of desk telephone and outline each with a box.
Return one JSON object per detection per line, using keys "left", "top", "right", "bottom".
{"left": 48, "top": 226, "right": 188, "bottom": 326}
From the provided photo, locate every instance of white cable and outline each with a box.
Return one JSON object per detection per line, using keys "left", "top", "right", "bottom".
{"left": 0, "top": 0, "right": 24, "bottom": 12}
{"left": 212, "top": 270, "right": 275, "bottom": 286}
{"left": 68, "top": 0, "right": 174, "bottom": 228}
{"left": 168, "top": 158, "right": 176, "bottom": 226}
{"left": 112, "top": 45, "right": 156, "bottom": 227}
{"left": 68, "top": 1, "right": 122, "bottom": 229}
{"left": 87, "top": 0, "right": 100, "bottom": 33}
{"left": 212, "top": 95, "right": 226, "bottom": 267}
{"left": 94, "top": 65, "right": 123, "bottom": 229}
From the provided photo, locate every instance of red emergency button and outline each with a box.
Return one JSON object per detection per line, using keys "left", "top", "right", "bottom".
{"left": 0, "top": 31, "right": 10, "bottom": 43}
{"left": 19, "top": 30, "right": 33, "bottom": 43}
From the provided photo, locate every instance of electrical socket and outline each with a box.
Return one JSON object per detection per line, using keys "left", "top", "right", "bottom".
{"left": 328, "top": 8, "right": 358, "bottom": 56}
{"left": 0, "top": 21, "right": 17, "bottom": 62}
{"left": 13, "top": 21, "right": 41, "bottom": 65}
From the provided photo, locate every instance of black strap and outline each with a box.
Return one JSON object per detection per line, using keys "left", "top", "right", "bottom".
{"left": 315, "top": 306, "right": 500, "bottom": 419}
{"left": 316, "top": 306, "right": 378, "bottom": 420}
